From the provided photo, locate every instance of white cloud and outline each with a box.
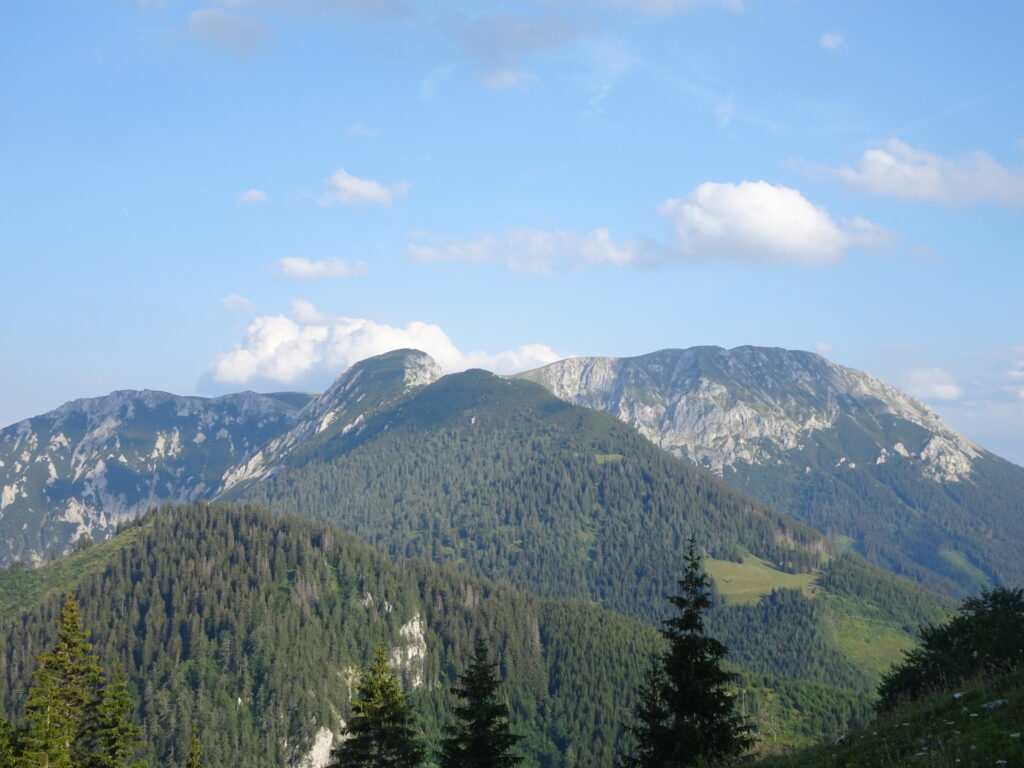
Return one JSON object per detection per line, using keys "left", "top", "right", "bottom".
{"left": 278, "top": 257, "right": 370, "bottom": 280}
{"left": 209, "top": 308, "right": 564, "bottom": 384}
{"left": 291, "top": 299, "right": 327, "bottom": 324}
{"left": 237, "top": 189, "right": 268, "bottom": 205}
{"left": 409, "top": 227, "right": 647, "bottom": 274}
{"left": 412, "top": 181, "right": 886, "bottom": 272}
{"left": 188, "top": 9, "right": 272, "bottom": 57}
{"left": 220, "top": 294, "right": 256, "bottom": 313}
{"left": 818, "top": 32, "right": 845, "bottom": 51}
{"left": 658, "top": 181, "right": 884, "bottom": 265}
{"left": 319, "top": 168, "right": 408, "bottom": 205}
{"left": 826, "top": 139, "right": 1024, "bottom": 205}
{"left": 901, "top": 367, "right": 963, "bottom": 401}
{"left": 815, "top": 342, "right": 835, "bottom": 355}
{"left": 348, "top": 123, "right": 379, "bottom": 137}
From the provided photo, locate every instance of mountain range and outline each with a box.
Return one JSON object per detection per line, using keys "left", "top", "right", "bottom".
{"left": 3, "top": 345, "right": 1019, "bottom": 602}
{"left": 3, "top": 344, "right": 1012, "bottom": 765}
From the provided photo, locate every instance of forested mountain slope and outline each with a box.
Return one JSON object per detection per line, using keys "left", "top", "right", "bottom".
{"left": 0, "top": 390, "right": 311, "bottom": 567}
{"left": 0, "top": 503, "right": 876, "bottom": 767}
{"left": 224, "top": 352, "right": 952, "bottom": 693}
{"left": 517, "top": 347, "right": 1024, "bottom": 595}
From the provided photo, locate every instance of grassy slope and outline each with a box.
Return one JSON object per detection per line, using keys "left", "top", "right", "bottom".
{"left": 751, "top": 667, "right": 1024, "bottom": 768}
{"left": 0, "top": 522, "right": 149, "bottom": 616}
{"left": 706, "top": 556, "right": 818, "bottom": 605}
{"left": 705, "top": 556, "right": 934, "bottom": 685}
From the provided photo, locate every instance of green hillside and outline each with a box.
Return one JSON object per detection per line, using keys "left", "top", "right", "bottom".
{"left": 0, "top": 503, "right": 883, "bottom": 766}
{"left": 228, "top": 366, "right": 952, "bottom": 694}
{"left": 517, "top": 346, "right": 1024, "bottom": 597}
{"left": 751, "top": 667, "right": 1024, "bottom": 768}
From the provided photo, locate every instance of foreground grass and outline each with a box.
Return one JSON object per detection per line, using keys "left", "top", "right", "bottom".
{"left": 749, "top": 667, "right": 1024, "bottom": 768}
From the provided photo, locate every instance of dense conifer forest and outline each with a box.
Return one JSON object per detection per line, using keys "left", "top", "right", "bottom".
{"left": 230, "top": 371, "right": 950, "bottom": 691}
{"left": 0, "top": 504, "right": 925, "bottom": 766}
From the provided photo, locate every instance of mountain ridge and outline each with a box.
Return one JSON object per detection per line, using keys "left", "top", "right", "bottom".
{"left": 516, "top": 346, "right": 1024, "bottom": 593}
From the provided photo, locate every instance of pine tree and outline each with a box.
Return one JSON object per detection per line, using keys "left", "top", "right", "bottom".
{"left": 620, "top": 538, "right": 752, "bottom": 767}
{"left": 88, "top": 664, "right": 141, "bottom": 768}
{"left": 439, "top": 638, "right": 522, "bottom": 768}
{"left": 329, "top": 646, "right": 425, "bottom": 768}
{"left": 19, "top": 593, "right": 103, "bottom": 768}
{"left": 184, "top": 727, "right": 202, "bottom": 768}
{"left": 0, "top": 717, "right": 17, "bottom": 768}
{"left": 619, "top": 661, "right": 671, "bottom": 768}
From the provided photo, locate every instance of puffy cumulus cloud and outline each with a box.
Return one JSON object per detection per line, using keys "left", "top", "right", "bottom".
{"left": 210, "top": 315, "right": 328, "bottom": 384}
{"left": 278, "top": 257, "right": 370, "bottom": 279}
{"left": 237, "top": 189, "right": 268, "bottom": 205}
{"left": 901, "top": 367, "right": 963, "bottom": 401}
{"left": 411, "top": 181, "right": 886, "bottom": 272}
{"left": 408, "top": 227, "right": 648, "bottom": 274}
{"left": 208, "top": 306, "right": 564, "bottom": 384}
{"left": 815, "top": 341, "right": 835, "bottom": 355}
{"left": 818, "top": 32, "right": 845, "bottom": 51}
{"left": 291, "top": 299, "right": 327, "bottom": 324}
{"left": 220, "top": 293, "right": 256, "bottom": 313}
{"left": 319, "top": 168, "right": 408, "bottom": 205}
{"left": 658, "top": 181, "right": 887, "bottom": 265}
{"left": 826, "top": 139, "right": 1024, "bottom": 205}
{"left": 188, "top": 9, "right": 272, "bottom": 57}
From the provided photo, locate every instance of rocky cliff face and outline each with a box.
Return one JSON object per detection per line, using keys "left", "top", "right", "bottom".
{"left": 0, "top": 390, "right": 304, "bottom": 566}
{"left": 517, "top": 346, "right": 979, "bottom": 480}
{"left": 0, "top": 350, "right": 442, "bottom": 567}
{"left": 518, "top": 347, "right": 1024, "bottom": 594}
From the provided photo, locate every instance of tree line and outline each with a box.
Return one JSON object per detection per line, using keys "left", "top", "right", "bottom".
{"left": 0, "top": 536, "right": 754, "bottom": 768}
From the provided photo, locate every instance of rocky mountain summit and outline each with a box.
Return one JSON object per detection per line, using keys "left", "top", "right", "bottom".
{"left": 220, "top": 348, "right": 442, "bottom": 493}
{"left": 518, "top": 347, "right": 1024, "bottom": 594}
{"left": 0, "top": 350, "right": 441, "bottom": 567}
{"left": 516, "top": 346, "right": 980, "bottom": 480}
{"left": 0, "top": 389, "right": 307, "bottom": 566}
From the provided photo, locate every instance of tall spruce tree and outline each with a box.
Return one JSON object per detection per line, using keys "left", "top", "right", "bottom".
{"left": 620, "top": 538, "right": 752, "bottom": 767}
{"left": 0, "top": 717, "right": 17, "bottom": 768}
{"left": 88, "top": 664, "right": 141, "bottom": 768}
{"left": 439, "top": 638, "right": 522, "bottom": 768}
{"left": 184, "top": 727, "right": 203, "bottom": 768}
{"left": 19, "top": 593, "right": 103, "bottom": 768}
{"left": 329, "top": 646, "right": 425, "bottom": 768}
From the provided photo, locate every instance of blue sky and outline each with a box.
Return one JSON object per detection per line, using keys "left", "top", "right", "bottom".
{"left": 2, "top": 0, "right": 1022, "bottom": 463}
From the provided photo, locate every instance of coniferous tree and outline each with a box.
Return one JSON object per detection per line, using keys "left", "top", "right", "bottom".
{"left": 621, "top": 538, "right": 752, "bottom": 767}
{"left": 19, "top": 593, "right": 103, "bottom": 768}
{"left": 0, "top": 717, "right": 17, "bottom": 768}
{"left": 184, "top": 727, "right": 202, "bottom": 768}
{"left": 329, "top": 646, "right": 425, "bottom": 768}
{"left": 439, "top": 638, "right": 522, "bottom": 768}
{"left": 619, "top": 661, "right": 671, "bottom": 768}
{"left": 88, "top": 664, "right": 141, "bottom": 768}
